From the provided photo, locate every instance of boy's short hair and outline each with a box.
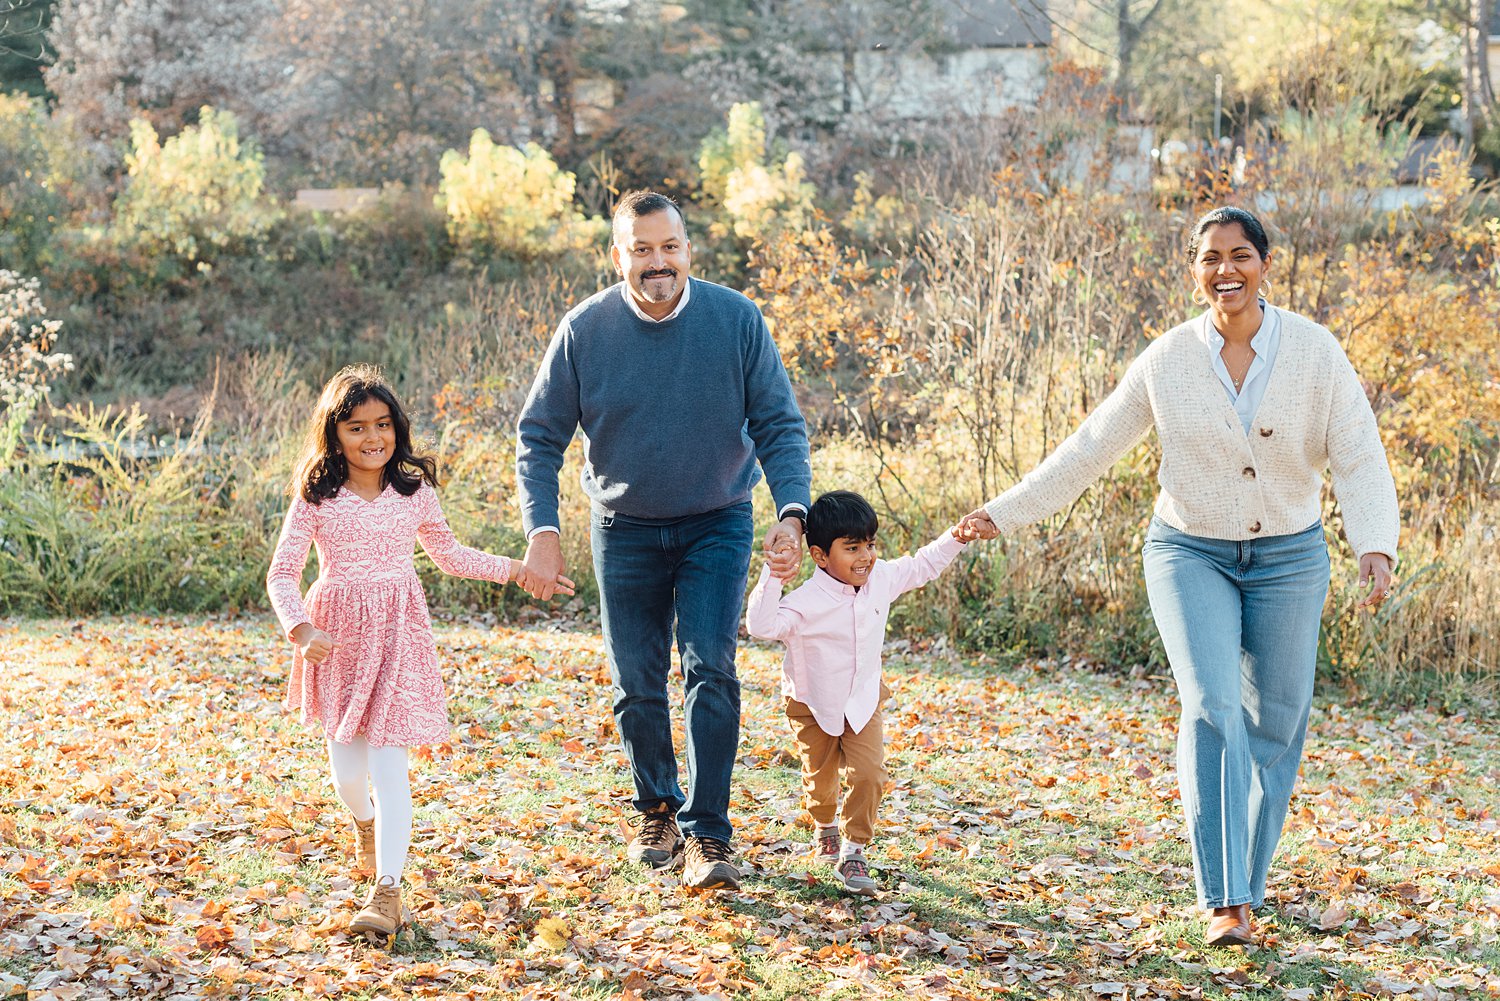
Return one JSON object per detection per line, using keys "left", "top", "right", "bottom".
{"left": 806, "top": 490, "right": 879, "bottom": 552}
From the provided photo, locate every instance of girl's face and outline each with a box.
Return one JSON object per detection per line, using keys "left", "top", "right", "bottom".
{"left": 335, "top": 399, "right": 396, "bottom": 476}
{"left": 1191, "top": 222, "right": 1271, "bottom": 316}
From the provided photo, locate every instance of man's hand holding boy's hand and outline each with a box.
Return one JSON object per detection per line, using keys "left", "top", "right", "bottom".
{"left": 957, "top": 508, "right": 1000, "bottom": 541}
{"left": 764, "top": 516, "right": 804, "bottom": 582}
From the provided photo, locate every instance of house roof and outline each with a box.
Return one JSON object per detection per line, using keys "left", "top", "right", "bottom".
{"left": 940, "top": 0, "right": 1051, "bottom": 48}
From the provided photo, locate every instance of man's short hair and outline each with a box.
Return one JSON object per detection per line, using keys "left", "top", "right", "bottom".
{"left": 612, "top": 190, "right": 685, "bottom": 243}
{"left": 806, "top": 490, "right": 879, "bottom": 552}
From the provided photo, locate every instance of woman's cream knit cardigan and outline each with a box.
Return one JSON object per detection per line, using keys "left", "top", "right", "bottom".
{"left": 982, "top": 307, "right": 1400, "bottom": 559}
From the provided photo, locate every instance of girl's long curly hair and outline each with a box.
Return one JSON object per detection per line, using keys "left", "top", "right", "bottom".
{"left": 291, "top": 365, "right": 438, "bottom": 503}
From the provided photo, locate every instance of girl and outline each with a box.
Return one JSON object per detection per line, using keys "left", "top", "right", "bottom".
{"left": 266, "top": 365, "right": 573, "bottom": 944}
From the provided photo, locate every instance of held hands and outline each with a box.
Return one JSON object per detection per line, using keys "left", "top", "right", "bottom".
{"left": 763, "top": 515, "right": 804, "bottom": 582}
{"left": 511, "top": 560, "right": 576, "bottom": 598}
{"left": 518, "top": 532, "right": 575, "bottom": 600}
{"left": 290, "top": 623, "right": 334, "bottom": 666}
{"left": 951, "top": 521, "right": 980, "bottom": 544}
{"left": 1356, "top": 552, "right": 1394, "bottom": 612}
{"left": 957, "top": 508, "right": 1000, "bottom": 542}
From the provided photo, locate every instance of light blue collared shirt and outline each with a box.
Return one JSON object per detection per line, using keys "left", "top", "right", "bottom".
{"left": 1200, "top": 301, "right": 1280, "bottom": 433}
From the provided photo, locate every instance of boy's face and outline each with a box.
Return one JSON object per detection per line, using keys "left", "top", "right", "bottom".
{"left": 810, "top": 535, "right": 878, "bottom": 588}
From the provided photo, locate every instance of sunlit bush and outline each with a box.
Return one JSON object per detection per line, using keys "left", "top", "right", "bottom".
{"left": 113, "top": 106, "right": 275, "bottom": 266}
{"left": 436, "top": 130, "right": 606, "bottom": 260}
{"left": 0, "top": 95, "right": 89, "bottom": 274}
{"left": 0, "top": 270, "right": 72, "bottom": 472}
{"left": 698, "top": 102, "right": 814, "bottom": 241}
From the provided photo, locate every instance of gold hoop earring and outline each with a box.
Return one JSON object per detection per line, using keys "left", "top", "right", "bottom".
{"left": 1192, "top": 287, "right": 1209, "bottom": 306}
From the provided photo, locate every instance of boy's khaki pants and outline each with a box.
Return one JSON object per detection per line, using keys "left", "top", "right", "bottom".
{"left": 785, "top": 686, "right": 889, "bottom": 845}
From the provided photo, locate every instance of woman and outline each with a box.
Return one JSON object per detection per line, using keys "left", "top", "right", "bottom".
{"left": 962, "top": 207, "right": 1398, "bottom": 947}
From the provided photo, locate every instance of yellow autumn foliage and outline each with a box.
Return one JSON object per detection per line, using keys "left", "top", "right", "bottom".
{"left": 436, "top": 130, "right": 606, "bottom": 259}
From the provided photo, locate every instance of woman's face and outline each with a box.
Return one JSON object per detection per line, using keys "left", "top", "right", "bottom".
{"left": 1191, "top": 223, "right": 1271, "bottom": 316}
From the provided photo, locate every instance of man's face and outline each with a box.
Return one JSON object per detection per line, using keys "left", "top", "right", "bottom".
{"left": 611, "top": 209, "right": 692, "bottom": 315}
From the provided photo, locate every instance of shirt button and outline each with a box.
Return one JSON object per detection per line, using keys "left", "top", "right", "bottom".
{"left": 1259, "top": 428, "right": 1273, "bottom": 437}
{"left": 1242, "top": 467, "right": 1256, "bottom": 478}
{"left": 1249, "top": 521, "right": 1261, "bottom": 533}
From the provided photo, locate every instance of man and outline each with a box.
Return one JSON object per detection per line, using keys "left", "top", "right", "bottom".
{"left": 516, "top": 190, "right": 809, "bottom": 890}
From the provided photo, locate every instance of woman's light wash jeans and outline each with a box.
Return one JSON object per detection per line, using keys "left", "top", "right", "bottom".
{"left": 1142, "top": 517, "right": 1329, "bottom": 909}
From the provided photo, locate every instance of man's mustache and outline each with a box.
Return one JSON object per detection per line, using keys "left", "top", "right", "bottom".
{"left": 641, "top": 269, "right": 676, "bottom": 280}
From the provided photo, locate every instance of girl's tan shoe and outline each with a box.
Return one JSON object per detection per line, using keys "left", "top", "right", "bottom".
{"left": 349, "top": 875, "right": 403, "bottom": 945}
{"left": 353, "top": 816, "right": 375, "bottom": 872}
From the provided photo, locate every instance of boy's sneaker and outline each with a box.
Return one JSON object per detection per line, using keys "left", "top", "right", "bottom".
{"left": 681, "top": 836, "right": 740, "bottom": 890}
{"left": 837, "top": 851, "right": 879, "bottom": 896}
{"left": 813, "top": 828, "right": 840, "bottom": 863}
{"left": 626, "top": 803, "right": 684, "bottom": 869}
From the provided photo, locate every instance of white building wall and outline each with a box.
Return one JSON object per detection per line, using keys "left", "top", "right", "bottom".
{"left": 850, "top": 47, "right": 1049, "bottom": 119}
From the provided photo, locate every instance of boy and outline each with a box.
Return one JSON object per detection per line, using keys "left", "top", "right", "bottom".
{"left": 745, "top": 490, "right": 976, "bottom": 894}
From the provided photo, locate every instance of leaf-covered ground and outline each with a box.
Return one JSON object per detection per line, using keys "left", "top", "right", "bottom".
{"left": 2, "top": 617, "right": 1497, "bottom": 1001}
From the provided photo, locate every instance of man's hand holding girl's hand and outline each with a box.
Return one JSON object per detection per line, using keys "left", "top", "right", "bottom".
{"left": 290, "top": 623, "right": 334, "bottom": 665}
{"left": 511, "top": 560, "right": 576, "bottom": 598}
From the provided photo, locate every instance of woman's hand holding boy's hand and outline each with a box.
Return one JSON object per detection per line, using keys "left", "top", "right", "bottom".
{"left": 512, "top": 560, "right": 576, "bottom": 599}
{"left": 957, "top": 508, "right": 1000, "bottom": 541}
{"left": 291, "top": 623, "right": 334, "bottom": 665}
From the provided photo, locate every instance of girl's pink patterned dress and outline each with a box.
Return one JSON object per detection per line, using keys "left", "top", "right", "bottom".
{"left": 266, "top": 481, "right": 510, "bottom": 746}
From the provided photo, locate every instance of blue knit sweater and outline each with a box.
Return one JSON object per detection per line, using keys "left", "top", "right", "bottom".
{"left": 515, "top": 279, "right": 812, "bottom": 533}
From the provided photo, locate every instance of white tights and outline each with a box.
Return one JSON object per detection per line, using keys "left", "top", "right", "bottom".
{"left": 326, "top": 735, "right": 412, "bottom": 882}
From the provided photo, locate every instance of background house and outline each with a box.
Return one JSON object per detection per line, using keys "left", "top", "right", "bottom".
{"left": 848, "top": 0, "right": 1053, "bottom": 119}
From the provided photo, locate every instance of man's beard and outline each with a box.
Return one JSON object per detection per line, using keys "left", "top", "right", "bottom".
{"left": 638, "top": 269, "right": 679, "bottom": 302}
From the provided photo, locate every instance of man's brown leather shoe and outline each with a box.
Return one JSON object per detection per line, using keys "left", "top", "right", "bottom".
{"left": 1206, "top": 903, "right": 1254, "bottom": 946}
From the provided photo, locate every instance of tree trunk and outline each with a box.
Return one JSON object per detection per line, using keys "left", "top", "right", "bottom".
{"left": 543, "top": 0, "right": 578, "bottom": 161}
{"left": 1462, "top": 0, "right": 1496, "bottom": 144}
{"left": 842, "top": 45, "right": 854, "bottom": 115}
{"left": 1113, "top": 0, "right": 1139, "bottom": 119}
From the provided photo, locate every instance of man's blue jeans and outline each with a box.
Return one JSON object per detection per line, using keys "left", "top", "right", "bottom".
{"left": 590, "top": 502, "right": 753, "bottom": 842}
{"left": 1142, "top": 517, "right": 1330, "bottom": 909}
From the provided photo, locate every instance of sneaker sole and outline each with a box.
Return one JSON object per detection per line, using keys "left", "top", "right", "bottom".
{"left": 349, "top": 920, "right": 403, "bottom": 945}
{"left": 682, "top": 864, "right": 741, "bottom": 891}
{"left": 628, "top": 845, "right": 686, "bottom": 870}
{"left": 683, "top": 877, "right": 740, "bottom": 891}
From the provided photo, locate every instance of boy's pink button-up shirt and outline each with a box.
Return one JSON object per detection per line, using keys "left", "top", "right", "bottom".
{"left": 745, "top": 532, "right": 966, "bottom": 737}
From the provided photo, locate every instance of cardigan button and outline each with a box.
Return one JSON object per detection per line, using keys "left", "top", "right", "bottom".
{"left": 1242, "top": 467, "right": 1256, "bottom": 478}
{"left": 1259, "top": 428, "right": 1273, "bottom": 437}
{"left": 1249, "top": 521, "right": 1261, "bottom": 533}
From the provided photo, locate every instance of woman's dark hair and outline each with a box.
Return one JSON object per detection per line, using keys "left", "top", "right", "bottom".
{"left": 806, "top": 490, "right": 879, "bottom": 552}
{"left": 291, "top": 364, "right": 437, "bottom": 503}
{"left": 1187, "top": 206, "right": 1270, "bottom": 261}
